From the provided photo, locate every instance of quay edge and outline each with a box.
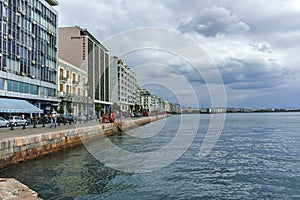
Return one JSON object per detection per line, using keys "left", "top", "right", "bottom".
{"left": 0, "top": 114, "right": 168, "bottom": 170}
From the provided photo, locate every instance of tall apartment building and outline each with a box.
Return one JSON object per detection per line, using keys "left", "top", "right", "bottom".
{"left": 139, "top": 88, "right": 155, "bottom": 113}
{"left": 58, "top": 26, "right": 112, "bottom": 116}
{"left": 58, "top": 59, "right": 88, "bottom": 116}
{"left": 110, "top": 56, "right": 136, "bottom": 113}
{"left": 0, "top": 0, "right": 59, "bottom": 115}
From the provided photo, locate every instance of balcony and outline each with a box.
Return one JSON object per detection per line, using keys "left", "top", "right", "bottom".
{"left": 59, "top": 76, "right": 67, "bottom": 83}
{"left": 45, "top": 0, "right": 59, "bottom": 6}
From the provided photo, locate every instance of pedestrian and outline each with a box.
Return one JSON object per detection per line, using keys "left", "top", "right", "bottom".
{"left": 49, "top": 108, "right": 57, "bottom": 128}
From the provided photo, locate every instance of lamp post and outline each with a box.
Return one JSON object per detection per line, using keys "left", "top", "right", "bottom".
{"left": 85, "top": 83, "right": 90, "bottom": 122}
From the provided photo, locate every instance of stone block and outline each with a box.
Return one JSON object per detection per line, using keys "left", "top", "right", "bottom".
{"left": 15, "top": 138, "right": 24, "bottom": 147}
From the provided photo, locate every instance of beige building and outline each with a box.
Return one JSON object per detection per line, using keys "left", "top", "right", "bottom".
{"left": 58, "top": 59, "right": 88, "bottom": 116}
{"left": 58, "top": 26, "right": 112, "bottom": 117}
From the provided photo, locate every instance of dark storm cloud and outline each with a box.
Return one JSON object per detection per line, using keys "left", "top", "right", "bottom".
{"left": 219, "top": 58, "right": 284, "bottom": 90}
{"left": 178, "top": 6, "right": 250, "bottom": 37}
{"left": 57, "top": 0, "right": 300, "bottom": 107}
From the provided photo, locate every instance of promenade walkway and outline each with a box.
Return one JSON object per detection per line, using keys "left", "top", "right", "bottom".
{"left": 0, "top": 120, "right": 103, "bottom": 141}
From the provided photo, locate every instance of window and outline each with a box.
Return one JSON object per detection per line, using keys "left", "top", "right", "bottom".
{"left": 0, "top": 79, "right": 3, "bottom": 90}
{"left": 60, "top": 83, "right": 63, "bottom": 92}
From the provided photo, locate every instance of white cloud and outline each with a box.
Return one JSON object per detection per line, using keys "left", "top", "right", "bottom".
{"left": 178, "top": 6, "right": 250, "bottom": 37}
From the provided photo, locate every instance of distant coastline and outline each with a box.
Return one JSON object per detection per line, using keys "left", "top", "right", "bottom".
{"left": 181, "top": 108, "right": 300, "bottom": 114}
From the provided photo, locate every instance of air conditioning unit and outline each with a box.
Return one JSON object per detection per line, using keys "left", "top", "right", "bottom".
{"left": 28, "top": 47, "right": 32, "bottom": 51}
{"left": 3, "top": 35, "right": 7, "bottom": 40}
{"left": 2, "top": 67, "right": 7, "bottom": 72}
{"left": 31, "top": 75, "right": 36, "bottom": 79}
{"left": 17, "top": 23, "right": 21, "bottom": 28}
{"left": 32, "top": 60, "right": 36, "bottom": 65}
{"left": 3, "top": 16, "right": 8, "bottom": 22}
{"left": 21, "top": 72, "right": 26, "bottom": 76}
{"left": 4, "top": 1, "right": 8, "bottom": 7}
{"left": 8, "top": 34, "right": 13, "bottom": 40}
{"left": 32, "top": 34, "right": 35, "bottom": 39}
{"left": 16, "top": 55, "right": 20, "bottom": 59}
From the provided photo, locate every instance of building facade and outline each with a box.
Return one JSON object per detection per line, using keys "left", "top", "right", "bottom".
{"left": 0, "top": 0, "right": 59, "bottom": 115}
{"left": 58, "top": 26, "right": 112, "bottom": 117}
{"left": 58, "top": 59, "right": 88, "bottom": 117}
{"left": 110, "top": 56, "right": 136, "bottom": 113}
{"left": 139, "top": 88, "right": 155, "bottom": 113}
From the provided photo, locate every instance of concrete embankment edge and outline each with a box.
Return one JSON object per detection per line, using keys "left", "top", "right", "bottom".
{"left": 0, "top": 114, "right": 168, "bottom": 170}
{"left": 0, "top": 178, "right": 41, "bottom": 200}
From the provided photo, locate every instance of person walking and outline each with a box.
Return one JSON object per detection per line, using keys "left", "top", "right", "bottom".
{"left": 49, "top": 108, "right": 57, "bottom": 128}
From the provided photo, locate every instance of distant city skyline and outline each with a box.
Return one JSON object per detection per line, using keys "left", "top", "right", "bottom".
{"left": 57, "top": 0, "right": 300, "bottom": 108}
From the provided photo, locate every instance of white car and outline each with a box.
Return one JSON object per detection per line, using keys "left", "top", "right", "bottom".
{"left": 0, "top": 117, "right": 9, "bottom": 127}
{"left": 8, "top": 116, "right": 27, "bottom": 126}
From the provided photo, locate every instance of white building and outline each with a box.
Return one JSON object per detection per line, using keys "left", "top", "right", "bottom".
{"left": 139, "top": 89, "right": 155, "bottom": 113}
{"left": 110, "top": 56, "right": 137, "bottom": 113}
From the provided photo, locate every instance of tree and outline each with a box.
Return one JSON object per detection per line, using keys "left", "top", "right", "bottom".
{"left": 95, "top": 104, "right": 102, "bottom": 118}
{"left": 58, "top": 106, "right": 64, "bottom": 115}
{"left": 67, "top": 105, "right": 73, "bottom": 114}
{"left": 112, "top": 102, "right": 120, "bottom": 113}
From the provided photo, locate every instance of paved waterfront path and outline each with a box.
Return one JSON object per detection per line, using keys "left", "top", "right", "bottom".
{"left": 0, "top": 121, "right": 103, "bottom": 141}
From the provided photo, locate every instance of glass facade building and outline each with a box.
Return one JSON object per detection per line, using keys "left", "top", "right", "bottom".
{"left": 0, "top": 0, "right": 59, "bottom": 115}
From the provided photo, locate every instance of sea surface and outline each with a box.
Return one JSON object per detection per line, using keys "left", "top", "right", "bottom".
{"left": 0, "top": 113, "right": 300, "bottom": 199}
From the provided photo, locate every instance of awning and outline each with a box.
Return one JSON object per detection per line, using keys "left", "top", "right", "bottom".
{"left": 0, "top": 98, "right": 43, "bottom": 114}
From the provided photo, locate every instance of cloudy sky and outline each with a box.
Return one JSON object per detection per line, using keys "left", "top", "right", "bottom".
{"left": 57, "top": 0, "right": 300, "bottom": 108}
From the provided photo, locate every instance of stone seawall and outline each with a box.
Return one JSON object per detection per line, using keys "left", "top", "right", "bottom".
{"left": 0, "top": 115, "right": 168, "bottom": 170}
{"left": 0, "top": 124, "right": 118, "bottom": 170}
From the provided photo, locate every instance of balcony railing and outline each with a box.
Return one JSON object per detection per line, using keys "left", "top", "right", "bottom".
{"left": 59, "top": 76, "right": 67, "bottom": 82}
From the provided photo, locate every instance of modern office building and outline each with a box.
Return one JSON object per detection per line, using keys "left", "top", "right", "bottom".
{"left": 0, "top": 0, "right": 59, "bottom": 115}
{"left": 110, "top": 56, "right": 136, "bottom": 113}
{"left": 58, "top": 59, "right": 88, "bottom": 116}
{"left": 58, "top": 26, "right": 112, "bottom": 116}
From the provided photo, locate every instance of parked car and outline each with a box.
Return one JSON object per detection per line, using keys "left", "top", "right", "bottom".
{"left": 76, "top": 115, "right": 86, "bottom": 122}
{"left": 65, "top": 115, "right": 75, "bottom": 123}
{"left": 8, "top": 116, "right": 27, "bottom": 126}
{"left": 57, "top": 115, "right": 75, "bottom": 124}
{"left": 133, "top": 112, "right": 142, "bottom": 117}
{"left": 0, "top": 117, "right": 9, "bottom": 127}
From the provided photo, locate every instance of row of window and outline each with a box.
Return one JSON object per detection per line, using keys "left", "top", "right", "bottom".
{"left": 0, "top": 79, "right": 55, "bottom": 97}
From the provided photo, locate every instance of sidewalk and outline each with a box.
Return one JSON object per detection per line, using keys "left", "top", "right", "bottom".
{"left": 0, "top": 121, "right": 103, "bottom": 141}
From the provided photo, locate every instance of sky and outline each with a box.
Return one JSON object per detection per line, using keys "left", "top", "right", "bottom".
{"left": 57, "top": 0, "right": 300, "bottom": 108}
